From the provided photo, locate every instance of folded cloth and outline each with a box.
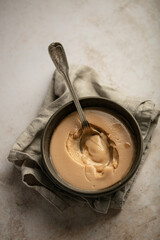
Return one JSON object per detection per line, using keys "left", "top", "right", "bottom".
{"left": 8, "top": 65, "right": 160, "bottom": 214}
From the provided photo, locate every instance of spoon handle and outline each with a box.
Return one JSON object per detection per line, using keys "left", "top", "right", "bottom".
{"left": 48, "top": 42, "right": 89, "bottom": 128}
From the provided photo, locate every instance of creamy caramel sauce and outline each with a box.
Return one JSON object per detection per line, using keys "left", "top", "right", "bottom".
{"left": 50, "top": 108, "right": 135, "bottom": 190}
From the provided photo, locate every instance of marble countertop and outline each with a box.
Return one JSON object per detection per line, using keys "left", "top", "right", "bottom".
{"left": 0, "top": 0, "right": 160, "bottom": 239}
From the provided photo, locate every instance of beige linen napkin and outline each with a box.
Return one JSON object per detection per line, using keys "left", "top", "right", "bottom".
{"left": 8, "top": 65, "right": 160, "bottom": 214}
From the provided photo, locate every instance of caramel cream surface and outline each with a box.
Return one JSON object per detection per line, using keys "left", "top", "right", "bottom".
{"left": 50, "top": 108, "right": 135, "bottom": 190}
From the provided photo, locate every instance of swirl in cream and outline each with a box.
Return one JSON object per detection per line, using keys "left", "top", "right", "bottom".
{"left": 50, "top": 108, "right": 134, "bottom": 190}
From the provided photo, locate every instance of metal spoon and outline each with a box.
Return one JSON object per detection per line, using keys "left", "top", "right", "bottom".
{"left": 48, "top": 42, "right": 100, "bottom": 150}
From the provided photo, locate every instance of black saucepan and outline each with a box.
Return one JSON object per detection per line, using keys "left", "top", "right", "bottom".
{"left": 41, "top": 97, "right": 143, "bottom": 198}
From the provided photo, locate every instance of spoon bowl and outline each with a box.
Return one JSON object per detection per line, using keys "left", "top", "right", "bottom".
{"left": 79, "top": 124, "right": 102, "bottom": 151}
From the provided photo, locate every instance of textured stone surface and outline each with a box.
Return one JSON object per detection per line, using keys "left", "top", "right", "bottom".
{"left": 0, "top": 0, "right": 160, "bottom": 239}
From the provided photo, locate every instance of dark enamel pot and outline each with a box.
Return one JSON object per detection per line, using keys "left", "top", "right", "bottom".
{"left": 41, "top": 97, "right": 143, "bottom": 198}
